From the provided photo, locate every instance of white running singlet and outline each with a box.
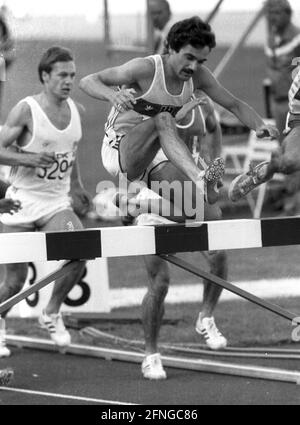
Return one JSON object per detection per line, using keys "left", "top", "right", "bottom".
{"left": 289, "top": 68, "right": 300, "bottom": 115}
{"left": 9, "top": 96, "right": 82, "bottom": 197}
{"left": 102, "top": 55, "right": 194, "bottom": 176}
{"left": 1, "top": 96, "right": 82, "bottom": 226}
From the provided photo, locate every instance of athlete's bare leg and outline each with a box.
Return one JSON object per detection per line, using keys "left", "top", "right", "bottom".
{"left": 142, "top": 255, "right": 169, "bottom": 355}
{"left": 201, "top": 250, "right": 227, "bottom": 318}
{"left": 200, "top": 204, "right": 228, "bottom": 319}
{"left": 147, "top": 161, "right": 206, "bottom": 221}
{"left": 119, "top": 112, "right": 214, "bottom": 193}
{"left": 0, "top": 224, "right": 31, "bottom": 318}
{"left": 154, "top": 113, "right": 208, "bottom": 189}
{"left": 141, "top": 162, "right": 227, "bottom": 354}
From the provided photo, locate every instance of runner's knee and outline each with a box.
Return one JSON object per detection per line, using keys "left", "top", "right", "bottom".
{"left": 154, "top": 112, "right": 176, "bottom": 132}
{"left": 208, "top": 250, "right": 227, "bottom": 266}
{"left": 149, "top": 266, "right": 170, "bottom": 286}
{"left": 5, "top": 264, "right": 28, "bottom": 293}
{"left": 147, "top": 262, "right": 170, "bottom": 297}
{"left": 207, "top": 250, "right": 228, "bottom": 277}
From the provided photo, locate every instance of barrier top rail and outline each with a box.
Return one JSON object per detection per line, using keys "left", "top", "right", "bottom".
{"left": 0, "top": 217, "right": 299, "bottom": 264}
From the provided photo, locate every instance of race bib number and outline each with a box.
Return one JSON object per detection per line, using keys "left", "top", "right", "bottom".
{"left": 37, "top": 151, "right": 75, "bottom": 180}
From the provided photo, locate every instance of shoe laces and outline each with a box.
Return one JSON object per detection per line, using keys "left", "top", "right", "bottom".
{"left": 202, "top": 318, "right": 224, "bottom": 339}
{"left": 236, "top": 166, "right": 257, "bottom": 192}
{"left": 247, "top": 161, "right": 267, "bottom": 182}
{"left": 52, "top": 314, "right": 66, "bottom": 333}
{"left": 144, "top": 354, "right": 164, "bottom": 371}
{"left": 44, "top": 313, "right": 66, "bottom": 334}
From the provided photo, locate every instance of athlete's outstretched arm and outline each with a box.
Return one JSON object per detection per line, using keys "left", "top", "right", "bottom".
{"left": 197, "top": 67, "right": 279, "bottom": 139}
{"left": 0, "top": 103, "right": 55, "bottom": 168}
{"left": 175, "top": 96, "right": 207, "bottom": 123}
{"left": 79, "top": 58, "right": 152, "bottom": 110}
{"left": 70, "top": 158, "right": 92, "bottom": 218}
{"left": 69, "top": 102, "right": 92, "bottom": 217}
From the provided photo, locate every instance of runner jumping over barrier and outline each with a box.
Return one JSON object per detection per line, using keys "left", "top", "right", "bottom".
{"left": 79, "top": 16, "right": 278, "bottom": 380}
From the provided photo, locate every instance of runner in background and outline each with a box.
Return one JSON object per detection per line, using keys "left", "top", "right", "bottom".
{"left": 0, "top": 46, "right": 92, "bottom": 359}
{"left": 264, "top": 0, "right": 300, "bottom": 215}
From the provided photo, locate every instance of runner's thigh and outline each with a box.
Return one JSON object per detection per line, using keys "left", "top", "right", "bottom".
{"left": 40, "top": 209, "right": 83, "bottom": 232}
{"left": 119, "top": 119, "right": 159, "bottom": 179}
{"left": 150, "top": 161, "right": 199, "bottom": 203}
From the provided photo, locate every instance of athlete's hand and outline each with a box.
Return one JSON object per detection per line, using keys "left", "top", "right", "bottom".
{"left": 175, "top": 97, "right": 207, "bottom": 123}
{"left": 22, "top": 151, "right": 56, "bottom": 168}
{"left": 0, "top": 198, "right": 22, "bottom": 215}
{"left": 111, "top": 87, "right": 137, "bottom": 112}
{"left": 256, "top": 124, "right": 280, "bottom": 140}
{"left": 71, "top": 185, "right": 93, "bottom": 218}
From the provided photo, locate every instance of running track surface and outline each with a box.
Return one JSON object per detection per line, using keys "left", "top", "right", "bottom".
{"left": 1, "top": 347, "right": 300, "bottom": 405}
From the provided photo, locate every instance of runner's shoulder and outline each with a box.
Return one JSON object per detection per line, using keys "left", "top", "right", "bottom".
{"left": 126, "top": 56, "right": 155, "bottom": 78}
{"left": 73, "top": 101, "right": 85, "bottom": 117}
{"left": 193, "top": 65, "right": 215, "bottom": 90}
{"left": 7, "top": 100, "right": 32, "bottom": 127}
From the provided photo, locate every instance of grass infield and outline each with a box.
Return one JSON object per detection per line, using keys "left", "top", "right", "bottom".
{"left": 5, "top": 295, "right": 300, "bottom": 349}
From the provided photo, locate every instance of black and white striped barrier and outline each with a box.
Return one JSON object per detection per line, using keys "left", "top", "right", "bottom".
{"left": 1, "top": 217, "right": 300, "bottom": 264}
{"left": 1, "top": 217, "right": 300, "bottom": 385}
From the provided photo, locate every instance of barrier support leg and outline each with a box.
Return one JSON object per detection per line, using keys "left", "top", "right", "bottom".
{"left": 160, "top": 255, "right": 298, "bottom": 322}
{"left": 0, "top": 260, "right": 82, "bottom": 316}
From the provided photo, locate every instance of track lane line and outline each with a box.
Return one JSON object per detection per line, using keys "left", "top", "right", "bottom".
{"left": 0, "top": 387, "right": 138, "bottom": 405}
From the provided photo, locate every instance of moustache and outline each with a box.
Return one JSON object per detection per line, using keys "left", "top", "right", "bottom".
{"left": 182, "top": 69, "right": 194, "bottom": 75}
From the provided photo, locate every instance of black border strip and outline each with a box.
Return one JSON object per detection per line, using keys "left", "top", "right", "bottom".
{"left": 46, "top": 230, "right": 101, "bottom": 261}
{"left": 155, "top": 223, "right": 209, "bottom": 254}
{"left": 261, "top": 218, "right": 300, "bottom": 247}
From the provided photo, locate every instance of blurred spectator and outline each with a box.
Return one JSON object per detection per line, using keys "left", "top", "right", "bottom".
{"left": 149, "top": 0, "right": 174, "bottom": 54}
{"left": 264, "top": 0, "right": 300, "bottom": 214}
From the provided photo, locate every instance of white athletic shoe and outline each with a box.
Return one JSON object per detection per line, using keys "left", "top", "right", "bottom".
{"left": 39, "top": 311, "right": 71, "bottom": 348}
{"left": 0, "top": 319, "right": 11, "bottom": 358}
{"left": 142, "top": 353, "right": 167, "bottom": 380}
{"left": 228, "top": 161, "right": 269, "bottom": 202}
{"left": 195, "top": 315, "right": 227, "bottom": 351}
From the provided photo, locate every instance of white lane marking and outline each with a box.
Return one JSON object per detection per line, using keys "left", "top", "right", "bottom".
{"left": 110, "top": 278, "right": 300, "bottom": 308}
{"left": 0, "top": 387, "right": 138, "bottom": 405}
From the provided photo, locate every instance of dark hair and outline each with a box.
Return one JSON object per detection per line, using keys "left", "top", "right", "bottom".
{"left": 166, "top": 16, "right": 216, "bottom": 52}
{"left": 264, "top": 0, "right": 292, "bottom": 16}
{"left": 38, "top": 46, "right": 74, "bottom": 84}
